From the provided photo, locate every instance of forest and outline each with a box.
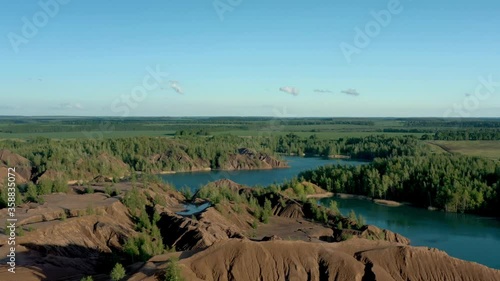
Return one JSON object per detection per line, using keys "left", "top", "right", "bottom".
{"left": 2, "top": 117, "right": 500, "bottom": 141}
{"left": 0, "top": 134, "right": 426, "bottom": 181}
{"left": 299, "top": 154, "right": 500, "bottom": 216}
{"left": 420, "top": 129, "right": 500, "bottom": 140}
{"left": 1, "top": 119, "right": 499, "bottom": 216}
{"left": 268, "top": 134, "right": 426, "bottom": 159}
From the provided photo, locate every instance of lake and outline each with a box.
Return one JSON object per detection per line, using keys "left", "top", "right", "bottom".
{"left": 160, "top": 156, "right": 366, "bottom": 191}
{"left": 160, "top": 156, "right": 500, "bottom": 269}
{"left": 319, "top": 197, "right": 500, "bottom": 269}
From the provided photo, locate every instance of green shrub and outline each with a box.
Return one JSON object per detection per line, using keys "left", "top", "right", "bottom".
{"left": 251, "top": 219, "right": 258, "bottom": 229}
{"left": 337, "top": 221, "right": 343, "bottom": 230}
{"left": 25, "top": 182, "right": 38, "bottom": 202}
{"left": 86, "top": 205, "right": 96, "bottom": 215}
{"left": 110, "top": 263, "right": 126, "bottom": 281}
{"left": 328, "top": 200, "right": 340, "bottom": 215}
{"left": 37, "top": 180, "right": 52, "bottom": 195}
{"left": 153, "top": 194, "right": 167, "bottom": 206}
{"left": 260, "top": 198, "right": 273, "bottom": 223}
{"left": 104, "top": 185, "right": 113, "bottom": 196}
{"left": 122, "top": 187, "right": 147, "bottom": 213}
{"left": 52, "top": 180, "right": 69, "bottom": 193}
{"left": 304, "top": 184, "right": 315, "bottom": 195}
{"left": 80, "top": 276, "right": 93, "bottom": 281}
{"left": 84, "top": 186, "right": 94, "bottom": 194}
{"left": 357, "top": 214, "right": 366, "bottom": 227}
{"left": 164, "top": 257, "right": 185, "bottom": 281}
{"left": 180, "top": 187, "right": 192, "bottom": 200}
{"left": 340, "top": 233, "right": 353, "bottom": 241}
{"left": 279, "top": 197, "right": 287, "bottom": 208}
{"left": 123, "top": 227, "right": 166, "bottom": 262}
{"left": 348, "top": 210, "right": 357, "bottom": 222}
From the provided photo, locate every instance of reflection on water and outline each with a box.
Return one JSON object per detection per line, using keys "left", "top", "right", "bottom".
{"left": 177, "top": 202, "right": 211, "bottom": 216}
{"left": 319, "top": 197, "right": 500, "bottom": 269}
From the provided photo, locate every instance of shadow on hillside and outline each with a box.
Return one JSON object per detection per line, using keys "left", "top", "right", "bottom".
{"left": 18, "top": 243, "right": 121, "bottom": 281}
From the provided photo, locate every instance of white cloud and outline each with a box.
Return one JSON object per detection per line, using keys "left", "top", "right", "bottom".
{"left": 51, "top": 102, "right": 84, "bottom": 110}
{"left": 341, "top": 88, "right": 360, "bottom": 96}
{"left": 314, "top": 89, "right": 333, "bottom": 93}
{"left": 170, "top": 80, "right": 184, "bottom": 94}
{"left": 279, "top": 86, "right": 299, "bottom": 96}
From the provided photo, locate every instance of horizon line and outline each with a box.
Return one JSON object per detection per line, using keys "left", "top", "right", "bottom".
{"left": 1, "top": 115, "right": 500, "bottom": 119}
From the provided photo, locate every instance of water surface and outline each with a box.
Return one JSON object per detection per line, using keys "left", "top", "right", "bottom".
{"left": 160, "top": 156, "right": 500, "bottom": 269}
{"left": 319, "top": 197, "right": 500, "bottom": 269}
{"left": 160, "top": 156, "right": 364, "bottom": 191}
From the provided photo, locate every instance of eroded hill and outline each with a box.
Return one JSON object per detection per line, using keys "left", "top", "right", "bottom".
{"left": 0, "top": 178, "right": 499, "bottom": 281}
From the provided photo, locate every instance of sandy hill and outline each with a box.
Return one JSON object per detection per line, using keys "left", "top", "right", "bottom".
{"left": 0, "top": 149, "right": 32, "bottom": 184}
{"left": 132, "top": 239, "right": 500, "bottom": 281}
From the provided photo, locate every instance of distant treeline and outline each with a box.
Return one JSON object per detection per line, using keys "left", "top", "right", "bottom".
{"left": 403, "top": 119, "right": 500, "bottom": 128}
{"left": 0, "top": 118, "right": 376, "bottom": 134}
{"left": 0, "top": 123, "right": 247, "bottom": 134}
{"left": 300, "top": 154, "right": 500, "bottom": 216}
{"left": 0, "top": 135, "right": 278, "bottom": 179}
{"left": 2, "top": 117, "right": 500, "bottom": 135}
{"left": 266, "top": 134, "right": 425, "bottom": 159}
{"left": 420, "top": 129, "right": 500, "bottom": 141}
{"left": 0, "top": 135, "right": 425, "bottom": 183}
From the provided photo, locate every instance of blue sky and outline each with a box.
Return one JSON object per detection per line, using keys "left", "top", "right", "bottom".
{"left": 1, "top": 0, "right": 499, "bottom": 117}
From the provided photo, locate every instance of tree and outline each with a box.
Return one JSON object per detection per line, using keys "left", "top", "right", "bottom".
{"left": 25, "top": 182, "right": 38, "bottom": 202}
{"left": 110, "top": 263, "right": 126, "bottom": 281}
{"left": 164, "top": 257, "right": 185, "bottom": 281}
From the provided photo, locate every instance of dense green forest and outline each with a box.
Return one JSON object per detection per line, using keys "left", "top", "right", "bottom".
{"left": 0, "top": 134, "right": 426, "bottom": 182}
{"left": 299, "top": 154, "right": 500, "bottom": 216}
{"left": 268, "top": 134, "right": 426, "bottom": 159}
{"left": 420, "top": 129, "right": 500, "bottom": 140}
{"left": 1, "top": 118, "right": 499, "bottom": 216}
{"left": 0, "top": 135, "right": 278, "bottom": 179}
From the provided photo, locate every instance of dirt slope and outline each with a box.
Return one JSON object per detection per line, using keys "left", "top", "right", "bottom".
{"left": 169, "top": 239, "right": 500, "bottom": 281}
{"left": 0, "top": 149, "right": 32, "bottom": 184}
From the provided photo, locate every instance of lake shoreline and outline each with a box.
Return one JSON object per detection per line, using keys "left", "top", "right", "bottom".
{"left": 332, "top": 193, "right": 409, "bottom": 207}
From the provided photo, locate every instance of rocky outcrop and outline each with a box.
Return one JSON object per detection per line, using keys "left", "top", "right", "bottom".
{"left": 157, "top": 208, "right": 247, "bottom": 251}
{"left": 219, "top": 148, "right": 288, "bottom": 170}
{"left": 0, "top": 193, "right": 136, "bottom": 280}
{"left": 150, "top": 148, "right": 288, "bottom": 173}
{"left": 150, "top": 149, "right": 211, "bottom": 172}
{"left": 0, "top": 149, "right": 32, "bottom": 184}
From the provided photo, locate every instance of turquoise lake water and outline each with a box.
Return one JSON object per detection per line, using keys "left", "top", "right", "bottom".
{"left": 161, "top": 156, "right": 500, "bottom": 269}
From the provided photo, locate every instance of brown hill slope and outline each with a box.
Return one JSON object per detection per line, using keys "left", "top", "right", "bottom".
{"left": 137, "top": 239, "right": 500, "bottom": 281}
{"left": 0, "top": 149, "right": 32, "bottom": 184}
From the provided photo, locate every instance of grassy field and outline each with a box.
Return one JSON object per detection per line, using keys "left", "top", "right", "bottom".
{"left": 0, "top": 129, "right": 424, "bottom": 140}
{"left": 0, "top": 117, "right": 425, "bottom": 140}
{"left": 428, "top": 141, "right": 500, "bottom": 160}
{"left": 0, "top": 117, "right": 497, "bottom": 144}
{"left": 0, "top": 130, "right": 177, "bottom": 139}
{"left": 212, "top": 130, "right": 424, "bottom": 139}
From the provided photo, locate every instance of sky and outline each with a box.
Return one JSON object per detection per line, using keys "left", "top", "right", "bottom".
{"left": 0, "top": 0, "right": 499, "bottom": 117}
